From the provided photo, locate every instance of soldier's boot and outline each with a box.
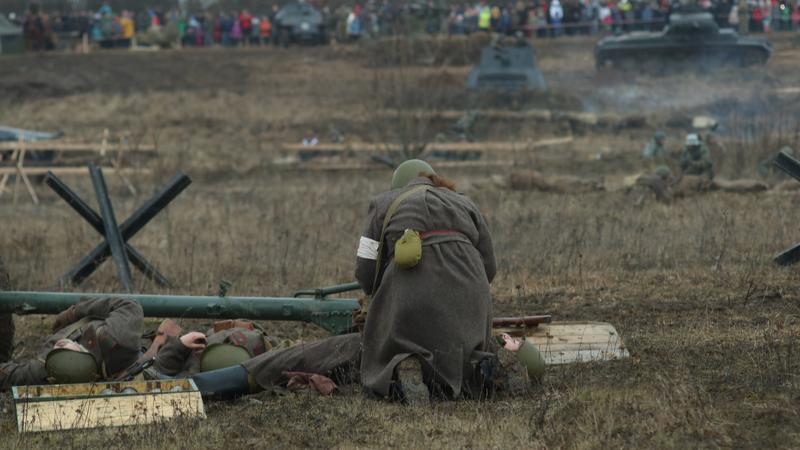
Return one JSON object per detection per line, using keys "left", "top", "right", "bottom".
{"left": 191, "top": 365, "right": 254, "bottom": 400}
{"left": 395, "top": 356, "right": 429, "bottom": 406}
{"left": 477, "top": 356, "right": 498, "bottom": 400}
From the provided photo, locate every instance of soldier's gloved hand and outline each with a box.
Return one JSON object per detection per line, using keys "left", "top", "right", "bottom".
{"left": 52, "top": 305, "right": 77, "bottom": 332}
{"left": 180, "top": 332, "right": 207, "bottom": 350}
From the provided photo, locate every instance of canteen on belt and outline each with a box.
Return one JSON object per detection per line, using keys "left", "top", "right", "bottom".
{"left": 394, "top": 229, "right": 422, "bottom": 269}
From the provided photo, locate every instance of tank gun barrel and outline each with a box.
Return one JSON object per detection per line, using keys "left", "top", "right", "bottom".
{"left": 0, "top": 290, "right": 360, "bottom": 335}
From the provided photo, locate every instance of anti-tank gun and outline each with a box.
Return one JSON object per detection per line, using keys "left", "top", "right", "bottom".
{"left": 0, "top": 283, "right": 628, "bottom": 365}
{"left": 0, "top": 282, "right": 363, "bottom": 335}
{"left": 0, "top": 282, "right": 551, "bottom": 336}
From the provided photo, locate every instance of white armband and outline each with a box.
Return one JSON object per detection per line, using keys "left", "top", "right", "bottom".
{"left": 357, "top": 236, "right": 380, "bottom": 260}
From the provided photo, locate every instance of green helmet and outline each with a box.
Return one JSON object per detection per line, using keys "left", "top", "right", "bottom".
{"left": 516, "top": 340, "right": 545, "bottom": 383}
{"left": 200, "top": 343, "right": 252, "bottom": 372}
{"left": 654, "top": 165, "right": 672, "bottom": 179}
{"left": 45, "top": 349, "right": 99, "bottom": 384}
{"left": 391, "top": 159, "right": 436, "bottom": 189}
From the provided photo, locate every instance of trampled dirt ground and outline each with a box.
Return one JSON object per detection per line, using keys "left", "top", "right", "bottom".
{"left": 1, "top": 34, "right": 800, "bottom": 448}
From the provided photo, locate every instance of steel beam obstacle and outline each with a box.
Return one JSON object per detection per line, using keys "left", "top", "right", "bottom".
{"left": 45, "top": 164, "right": 191, "bottom": 291}
{"left": 773, "top": 149, "right": 800, "bottom": 265}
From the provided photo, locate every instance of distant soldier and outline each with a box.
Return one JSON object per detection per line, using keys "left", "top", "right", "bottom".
{"left": 642, "top": 131, "right": 667, "bottom": 160}
{"left": 633, "top": 164, "right": 676, "bottom": 203}
{"left": 679, "top": 133, "right": 714, "bottom": 179}
{"left": 0, "top": 297, "right": 143, "bottom": 391}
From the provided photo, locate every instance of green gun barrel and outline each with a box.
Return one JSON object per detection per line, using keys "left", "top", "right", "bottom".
{"left": 0, "top": 290, "right": 360, "bottom": 335}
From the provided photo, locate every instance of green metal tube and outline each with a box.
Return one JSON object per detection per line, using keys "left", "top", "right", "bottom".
{"left": 293, "top": 282, "right": 362, "bottom": 298}
{"left": 0, "top": 291, "right": 359, "bottom": 335}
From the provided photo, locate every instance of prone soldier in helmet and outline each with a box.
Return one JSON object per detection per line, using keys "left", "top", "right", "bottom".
{"left": 186, "top": 329, "right": 545, "bottom": 401}
{"left": 0, "top": 297, "right": 144, "bottom": 390}
{"left": 145, "top": 319, "right": 291, "bottom": 379}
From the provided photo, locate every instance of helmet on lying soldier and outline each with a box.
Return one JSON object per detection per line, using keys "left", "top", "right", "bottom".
{"left": 45, "top": 347, "right": 100, "bottom": 384}
{"left": 200, "top": 344, "right": 253, "bottom": 372}
{"left": 654, "top": 165, "right": 672, "bottom": 179}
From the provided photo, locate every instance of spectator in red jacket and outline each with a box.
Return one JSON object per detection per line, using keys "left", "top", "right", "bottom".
{"left": 239, "top": 10, "right": 253, "bottom": 45}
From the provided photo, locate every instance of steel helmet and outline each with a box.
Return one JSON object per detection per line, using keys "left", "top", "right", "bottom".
{"left": 654, "top": 164, "right": 672, "bottom": 179}
{"left": 516, "top": 340, "right": 545, "bottom": 383}
{"left": 391, "top": 159, "right": 436, "bottom": 189}
{"left": 200, "top": 343, "right": 252, "bottom": 372}
{"left": 45, "top": 349, "right": 100, "bottom": 384}
{"left": 685, "top": 133, "right": 701, "bottom": 146}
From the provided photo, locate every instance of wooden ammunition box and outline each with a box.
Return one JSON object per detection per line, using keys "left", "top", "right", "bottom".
{"left": 495, "top": 321, "right": 630, "bottom": 365}
{"left": 12, "top": 379, "right": 205, "bottom": 433}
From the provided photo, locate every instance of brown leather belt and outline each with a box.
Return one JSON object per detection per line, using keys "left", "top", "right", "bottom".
{"left": 419, "top": 229, "right": 463, "bottom": 239}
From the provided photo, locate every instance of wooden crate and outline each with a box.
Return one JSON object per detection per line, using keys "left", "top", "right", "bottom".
{"left": 12, "top": 378, "right": 205, "bottom": 433}
{"left": 496, "top": 321, "right": 630, "bottom": 365}
{"left": 526, "top": 321, "right": 630, "bottom": 365}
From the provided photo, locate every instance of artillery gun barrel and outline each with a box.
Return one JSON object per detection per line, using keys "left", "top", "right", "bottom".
{"left": 0, "top": 291, "right": 359, "bottom": 334}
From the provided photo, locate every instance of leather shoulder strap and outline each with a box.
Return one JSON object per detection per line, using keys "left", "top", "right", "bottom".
{"left": 371, "top": 184, "right": 431, "bottom": 292}
{"left": 55, "top": 316, "right": 93, "bottom": 340}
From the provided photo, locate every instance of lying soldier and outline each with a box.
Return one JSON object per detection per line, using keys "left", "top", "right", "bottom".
{"left": 145, "top": 319, "right": 289, "bottom": 379}
{"left": 189, "top": 330, "right": 545, "bottom": 402}
{"left": 0, "top": 297, "right": 143, "bottom": 390}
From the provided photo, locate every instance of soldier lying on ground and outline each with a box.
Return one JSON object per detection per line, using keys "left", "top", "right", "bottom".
{"left": 0, "top": 297, "right": 143, "bottom": 390}
{"left": 189, "top": 330, "right": 544, "bottom": 402}
{"left": 145, "top": 319, "right": 290, "bottom": 379}
{"left": 632, "top": 165, "right": 676, "bottom": 204}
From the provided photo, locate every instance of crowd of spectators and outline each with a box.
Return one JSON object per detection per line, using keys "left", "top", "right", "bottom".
{"left": 370, "top": 0, "right": 800, "bottom": 38}
{"left": 7, "top": 0, "right": 800, "bottom": 51}
{"left": 11, "top": 5, "right": 281, "bottom": 49}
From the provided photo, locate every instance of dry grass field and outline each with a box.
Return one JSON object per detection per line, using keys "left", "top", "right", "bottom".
{"left": 1, "top": 34, "right": 800, "bottom": 448}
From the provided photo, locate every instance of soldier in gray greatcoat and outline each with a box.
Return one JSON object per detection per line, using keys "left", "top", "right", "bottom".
{"left": 354, "top": 159, "right": 497, "bottom": 402}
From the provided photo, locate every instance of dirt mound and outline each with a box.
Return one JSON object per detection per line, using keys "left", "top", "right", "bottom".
{"left": 0, "top": 79, "right": 73, "bottom": 102}
{"left": 0, "top": 51, "right": 251, "bottom": 103}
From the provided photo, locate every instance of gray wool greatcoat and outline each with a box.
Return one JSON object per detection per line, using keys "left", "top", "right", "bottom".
{"left": 355, "top": 177, "right": 497, "bottom": 398}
